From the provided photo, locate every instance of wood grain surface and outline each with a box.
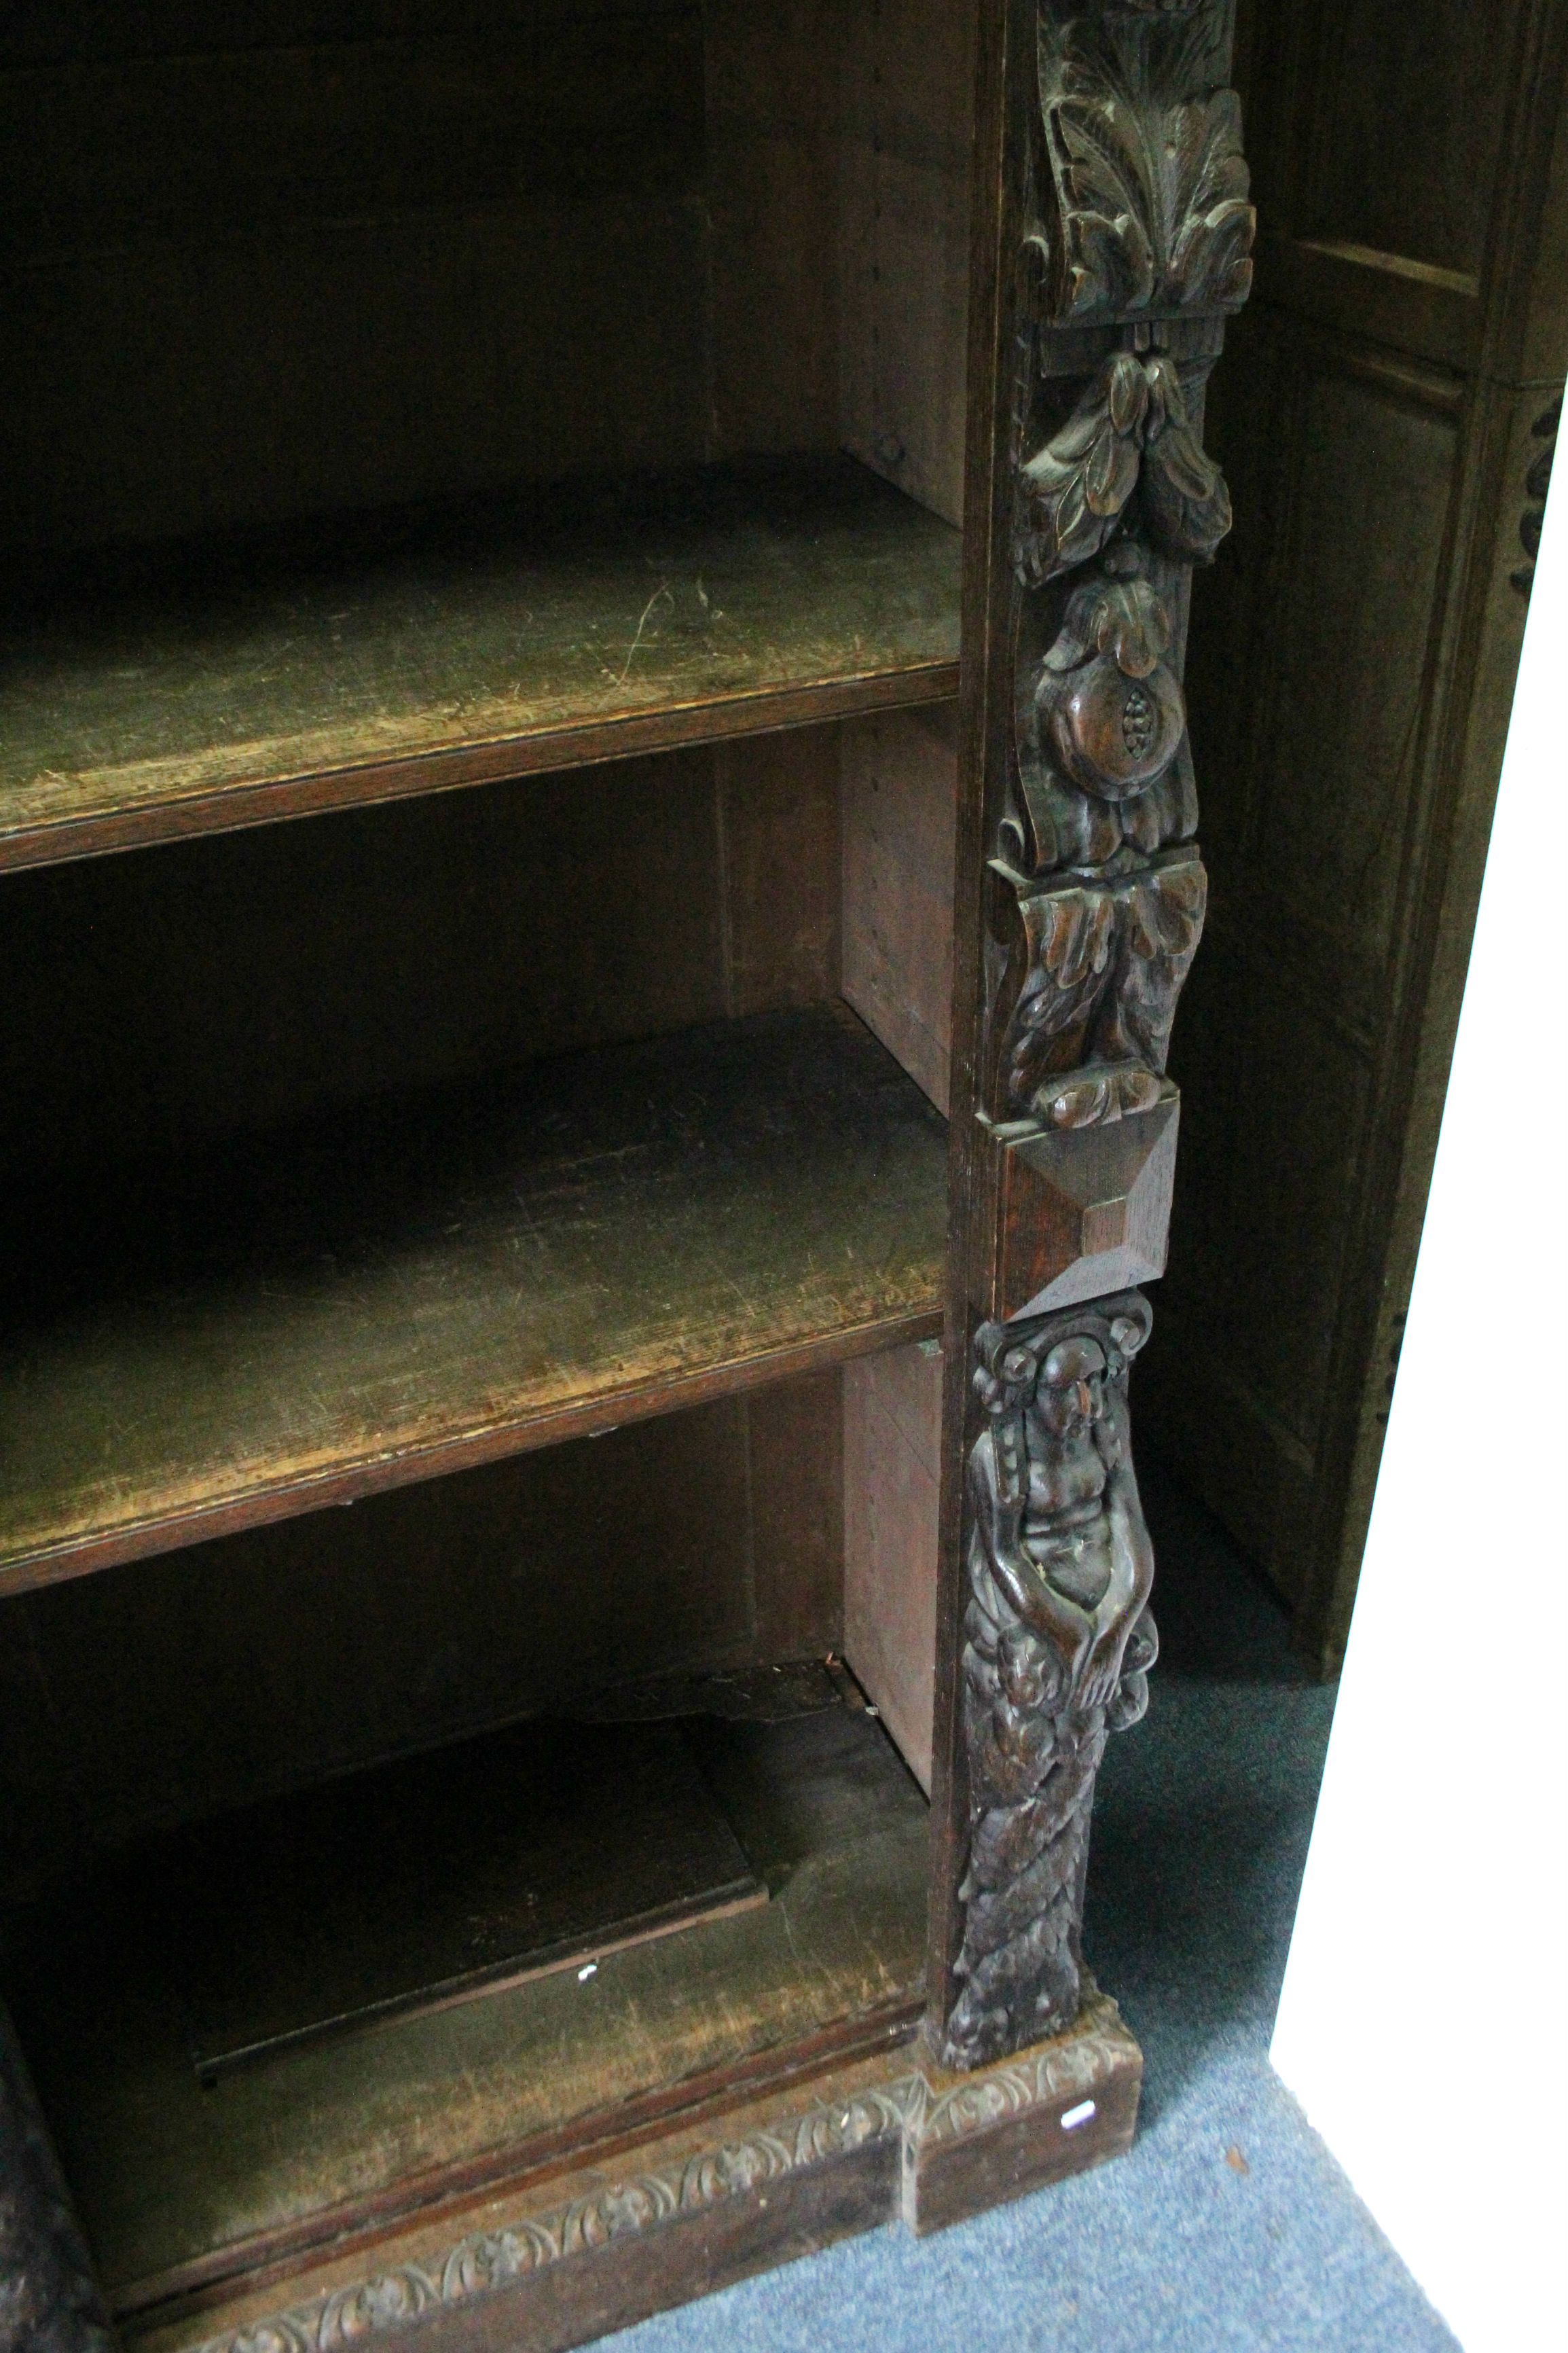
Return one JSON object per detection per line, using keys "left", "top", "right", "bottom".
{"left": 5, "top": 1707, "right": 930, "bottom": 2312}
{"left": 0, "top": 461, "right": 960, "bottom": 871}
{"left": 0, "top": 1007, "right": 946, "bottom": 1596}
{"left": 146, "top": 1719, "right": 767, "bottom": 2079}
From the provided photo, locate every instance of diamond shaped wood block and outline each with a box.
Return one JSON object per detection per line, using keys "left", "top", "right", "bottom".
{"left": 989, "top": 1083, "right": 1179, "bottom": 1323}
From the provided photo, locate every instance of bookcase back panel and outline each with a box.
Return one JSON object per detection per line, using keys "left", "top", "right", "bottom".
{"left": 0, "top": 1372, "right": 843, "bottom": 1895}
{"left": 0, "top": 733, "right": 839, "bottom": 1188}
{"left": 1, "top": 0, "right": 976, "bottom": 552}
{"left": 0, "top": 3, "right": 711, "bottom": 552}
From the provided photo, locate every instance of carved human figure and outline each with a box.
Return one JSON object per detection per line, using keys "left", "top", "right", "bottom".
{"left": 943, "top": 1299, "right": 1157, "bottom": 2070}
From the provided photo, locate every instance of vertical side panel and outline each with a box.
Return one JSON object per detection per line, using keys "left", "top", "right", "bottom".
{"left": 706, "top": 0, "right": 841, "bottom": 456}
{"left": 843, "top": 1340, "right": 943, "bottom": 1791}
{"left": 840, "top": 706, "right": 958, "bottom": 1111}
{"left": 838, "top": 0, "right": 977, "bottom": 524}
{"left": 750, "top": 1369, "right": 847, "bottom": 1662}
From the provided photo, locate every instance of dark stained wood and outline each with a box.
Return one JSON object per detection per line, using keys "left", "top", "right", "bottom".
{"left": 901, "top": 1979, "right": 1141, "bottom": 2234}
{"left": 0, "top": 2000, "right": 115, "bottom": 2353}
{"left": 49, "top": 1721, "right": 767, "bottom": 2083}
{"left": 992, "top": 1085, "right": 1178, "bottom": 1321}
{"left": 0, "top": 1008, "right": 947, "bottom": 1597}
{"left": 0, "top": 0, "right": 1182, "bottom": 2333}
{"left": 0, "top": 1384, "right": 847, "bottom": 1902}
{"left": 126, "top": 2044, "right": 917, "bottom": 2353}
{"left": 74, "top": 1981, "right": 1142, "bottom": 2353}
{"left": 843, "top": 1339, "right": 944, "bottom": 1792}
{"left": 941, "top": 1301, "right": 1158, "bottom": 2070}
{"left": 704, "top": 0, "right": 840, "bottom": 463}
{"left": 714, "top": 726, "right": 843, "bottom": 1018}
{"left": 926, "top": 0, "right": 1249, "bottom": 2065}
{"left": 747, "top": 1372, "right": 847, "bottom": 1664}
{"left": 0, "top": 4, "right": 715, "bottom": 556}
{"left": 0, "top": 7, "right": 706, "bottom": 261}
{"left": 6, "top": 1707, "right": 930, "bottom": 2312}
{"left": 837, "top": 0, "right": 977, "bottom": 527}
{"left": 840, "top": 706, "right": 960, "bottom": 1115}
{"left": 1142, "top": 0, "right": 1568, "bottom": 1663}
{"left": 0, "top": 739, "right": 845, "bottom": 1186}
{"left": 0, "top": 462, "right": 960, "bottom": 874}
{"left": 924, "top": 0, "right": 1019, "bottom": 2065}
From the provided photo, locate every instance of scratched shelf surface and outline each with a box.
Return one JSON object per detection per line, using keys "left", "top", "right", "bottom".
{"left": 0, "top": 1006, "right": 947, "bottom": 1594}
{"left": 0, "top": 458, "right": 961, "bottom": 871}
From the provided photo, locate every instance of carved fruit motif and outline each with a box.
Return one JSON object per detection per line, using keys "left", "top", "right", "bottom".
{"left": 1051, "top": 656, "right": 1185, "bottom": 799}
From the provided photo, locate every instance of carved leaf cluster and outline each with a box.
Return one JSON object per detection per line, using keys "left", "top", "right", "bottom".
{"left": 1042, "top": 29, "right": 1254, "bottom": 321}
{"left": 1019, "top": 353, "right": 1231, "bottom": 586}
{"left": 1044, "top": 571, "right": 1172, "bottom": 677}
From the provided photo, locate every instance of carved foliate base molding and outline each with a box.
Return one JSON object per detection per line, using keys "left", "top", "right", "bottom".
{"left": 0, "top": 2002, "right": 117, "bottom": 2353}
{"left": 156, "top": 2001, "right": 1139, "bottom": 2353}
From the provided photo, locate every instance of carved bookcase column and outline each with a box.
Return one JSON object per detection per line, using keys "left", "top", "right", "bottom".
{"left": 928, "top": 0, "right": 1252, "bottom": 2079}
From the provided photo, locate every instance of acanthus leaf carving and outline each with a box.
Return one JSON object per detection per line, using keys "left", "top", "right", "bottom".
{"left": 1039, "top": 14, "right": 1255, "bottom": 325}
{"left": 189, "top": 2090, "right": 917, "bottom": 2353}
{"left": 1018, "top": 353, "right": 1232, "bottom": 588}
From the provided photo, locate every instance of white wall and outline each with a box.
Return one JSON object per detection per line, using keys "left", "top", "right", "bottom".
{"left": 1270, "top": 453, "right": 1568, "bottom": 2348}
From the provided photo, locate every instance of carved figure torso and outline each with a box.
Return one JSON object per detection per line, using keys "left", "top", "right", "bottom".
{"left": 944, "top": 1308, "right": 1159, "bottom": 2070}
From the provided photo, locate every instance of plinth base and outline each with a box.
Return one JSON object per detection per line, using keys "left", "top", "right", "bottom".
{"left": 127, "top": 1983, "right": 1142, "bottom": 2353}
{"left": 900, "top": 1979, "right": 1144, "bottom": 2234}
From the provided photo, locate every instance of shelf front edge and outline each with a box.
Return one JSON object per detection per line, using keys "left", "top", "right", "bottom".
{"left": 0, "top": 663, "right": 960, "bottom": 876}
{"left": 0, "top": 1303, "right": 943, "bottom": 1600}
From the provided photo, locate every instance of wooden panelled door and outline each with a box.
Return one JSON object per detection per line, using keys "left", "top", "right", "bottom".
{"left": 1139, "top": 0, "right": 1568, "bottom": 1668}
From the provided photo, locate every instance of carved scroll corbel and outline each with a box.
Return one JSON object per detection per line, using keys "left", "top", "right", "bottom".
{"left": 946, "top": 0, "right": 1250, "bottom": 2070}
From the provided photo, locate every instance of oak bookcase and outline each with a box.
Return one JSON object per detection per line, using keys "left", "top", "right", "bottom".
{"left": 0, "top": 4, "right": 1254, "bottom": 2348}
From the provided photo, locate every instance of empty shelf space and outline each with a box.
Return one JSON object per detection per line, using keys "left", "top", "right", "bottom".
{"left": 0, "top": 459, "right": 962, "bottom": 872}
{"left": 0, "top": 1006, "right": 947, "bottom": 1594}
{"left": 4, "top": 1697, "right": 929, "bottom": 2327}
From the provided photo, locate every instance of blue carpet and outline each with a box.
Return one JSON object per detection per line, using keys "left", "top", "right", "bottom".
{"left": 599, "top": 1465, "right": 1461, "bottom": 2352}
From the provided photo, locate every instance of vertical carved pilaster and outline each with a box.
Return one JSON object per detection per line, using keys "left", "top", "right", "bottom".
{"left": 943, "top": 1298, "right": 1157, "bottom": 2068}
{"left": 944, "top": 0, "right": 1251, "bottom": 2070}
{"left": 0, "top": 2003, "right": 116, "bottom": 2353}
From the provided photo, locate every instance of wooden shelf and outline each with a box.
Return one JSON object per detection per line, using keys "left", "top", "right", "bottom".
{"left": 0, "top": 1007, "right": 947, "bottom": 1596}
{"left": 5, "top": 1696, "right": 928, "bottom": 2327}
{"left": 0, "top": 459, "right": 961, "bottom": 873}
